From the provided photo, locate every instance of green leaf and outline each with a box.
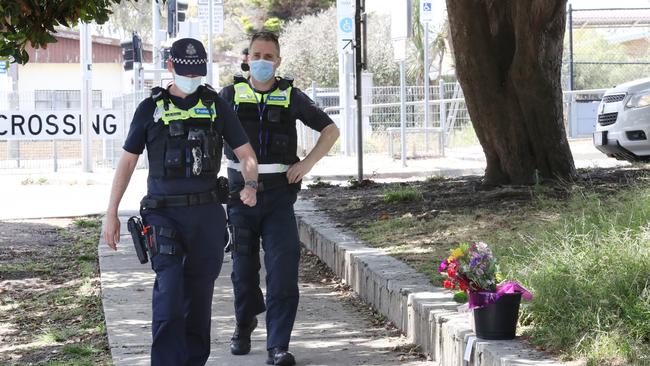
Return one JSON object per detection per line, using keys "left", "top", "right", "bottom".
{"left": 0, "top": 0, "right": 126, "bottom": 65}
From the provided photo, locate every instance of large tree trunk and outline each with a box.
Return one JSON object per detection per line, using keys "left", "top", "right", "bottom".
{"left": 446, "top": 0, "right": 576, "bottom": 185}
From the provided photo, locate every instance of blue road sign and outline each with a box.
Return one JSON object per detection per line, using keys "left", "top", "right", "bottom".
{"left": 0, "top": 62, "right": 6, "bottom": 74}
{"left": 340, "top": 17, "right": 353, "bottom": 33}
{"left": 423, "top": 2, "right": 432, "bottom": 11}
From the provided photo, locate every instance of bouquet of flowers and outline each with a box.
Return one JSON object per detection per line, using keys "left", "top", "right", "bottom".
{"left": 439, "top": 242, "right": 532, "bottom": 309}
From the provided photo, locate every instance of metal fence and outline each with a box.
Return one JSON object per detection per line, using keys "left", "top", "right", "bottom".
{"left": 302, "top": 81, "right": 474, "bottom": 159}
{"left": 566, "top": 6, "right": 650, "bottom": 90}
{"left": 0, "top": 82, "right": 605, "bottom": 173}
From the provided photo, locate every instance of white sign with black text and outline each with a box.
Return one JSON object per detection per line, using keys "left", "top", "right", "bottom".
{"left": 0, "top": 110, "right": 123, "bottom": 140}
{"left": 198, "top": 0, "right": 224, "bottom": 35}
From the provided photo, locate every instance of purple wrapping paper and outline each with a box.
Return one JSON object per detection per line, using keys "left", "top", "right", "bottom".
{"left": 468, "top": 281, "right": 533, "bottom": 309}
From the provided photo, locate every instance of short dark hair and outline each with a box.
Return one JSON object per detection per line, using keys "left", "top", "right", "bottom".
{"left": 250, "top": 31, "right": 280, "bottom": 55}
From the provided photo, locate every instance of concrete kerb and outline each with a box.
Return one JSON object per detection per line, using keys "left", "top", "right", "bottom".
{"left": 295, "top": 199, "right": 577, "bottom": 366}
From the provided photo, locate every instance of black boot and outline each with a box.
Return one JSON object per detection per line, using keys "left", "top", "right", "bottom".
{"left": 230, "top": 317, "right": 258, "bottom": 355}
{"left": 266, "top": 347, "right": 296, "bottom": 366}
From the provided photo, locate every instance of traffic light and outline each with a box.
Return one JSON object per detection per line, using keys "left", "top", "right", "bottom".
{"left": 167, "top": 0, "right": 189, "bottom": 38}
{"left": 161, "top": 47, "right": 171, "bottom": 69}
{"left": 177, "top": 0, "right": 188, "bottom": 22}
{"left": 120, "top": 33, "right": 143, "bottom": 71}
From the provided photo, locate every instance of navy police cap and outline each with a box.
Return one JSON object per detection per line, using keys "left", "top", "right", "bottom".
{"left": 170, "top": 38, "right": 207, "bottom": 77}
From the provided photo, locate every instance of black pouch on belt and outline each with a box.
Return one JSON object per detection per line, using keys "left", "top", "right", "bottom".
{"left": 144, "top": 225, "right": 183, "bottom": 257}
{"left": 127, "top": 216, "right": 149, "bottom": 264}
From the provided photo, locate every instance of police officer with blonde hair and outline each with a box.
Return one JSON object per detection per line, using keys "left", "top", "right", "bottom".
{"left": 105, "top": 38, "right": 258, "bottom": 365}
{"left": 220, "top": 31, "right": 339, "bottom": 366}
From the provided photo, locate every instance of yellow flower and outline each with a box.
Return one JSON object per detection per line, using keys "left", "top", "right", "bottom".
{"left": 450, "top": 248, "right": 464, "bottom": 260}
{"left": 496, "top": 272, "right": 504, "bottom": 282}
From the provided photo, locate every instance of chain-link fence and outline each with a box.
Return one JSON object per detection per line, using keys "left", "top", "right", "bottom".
{"left": 566, "top": 6, "right": 650, "bottom": 90}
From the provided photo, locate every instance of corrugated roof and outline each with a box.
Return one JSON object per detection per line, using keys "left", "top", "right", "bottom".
{"left": 572, "top": 8, "right": 650, "bottom": 28}
{"left": 25, "top": 31, "right": 153, "bottom": 64}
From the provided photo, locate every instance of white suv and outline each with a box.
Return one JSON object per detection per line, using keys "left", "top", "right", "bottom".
{"left": 594, "top": 78, "right": 650, "bottom": 162}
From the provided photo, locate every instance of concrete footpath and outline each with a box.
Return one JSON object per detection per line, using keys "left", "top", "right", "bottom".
{"left": 100, "top": 212, "right": 429, "bottom": 366}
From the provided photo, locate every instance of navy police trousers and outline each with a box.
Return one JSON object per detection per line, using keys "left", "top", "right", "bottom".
{"left": 142, "top": 202, "right": 226, "bottom": 366}
{"left": 228, "top": 184, "right": 300, "bottom": 350}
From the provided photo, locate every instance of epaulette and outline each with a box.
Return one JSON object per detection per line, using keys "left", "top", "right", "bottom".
{"left": 198, "top": 84, "right": 218, "bottom": 109}
{"left": 278, "top": 77, "right": 294, "bottom": 91}
{"left": 202, "top": 83, "right": 218, "bottom": 94}
{"left": 234, "top": 74, "right": 248, "bottom": 84}
{"left": 150, "top": 86, "right": 169, "bottom": 110}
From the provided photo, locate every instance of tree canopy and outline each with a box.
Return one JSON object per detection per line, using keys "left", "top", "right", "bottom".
{"left": 0, "top": 0, "right": 131, "bottom": 64}
{"left": 101, "top": 0, "right": 152, "bottom": 43}
{"left": 253, "top": 0, "right": 335, "bottom": 20}
{"left": 278, "top": 8, "right": 400, "bottom": 88}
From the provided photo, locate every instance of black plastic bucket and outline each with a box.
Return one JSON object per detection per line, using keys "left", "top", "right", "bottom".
{"left": 473, "top": 292, "right": 522, "bottom": 340}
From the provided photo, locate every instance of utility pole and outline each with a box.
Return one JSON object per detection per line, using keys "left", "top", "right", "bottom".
{"left": 152, "top": 0, "right": 162, "bottom": 87}
{"left": 354, "top": 0, "right": 366, "bottom": 182}
{"left": 423, "top": 20, "right": 430, "bottom": 152}
{"left": 207, "top": 0, "right": 214, "bottom": 85}
{"left": 80, "top": 22, "right": 93, "bottom": 173}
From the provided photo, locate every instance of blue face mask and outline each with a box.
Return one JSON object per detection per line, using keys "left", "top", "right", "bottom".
{"left": 250, "top": 60, "right": 275, "bottom": 83}
{"left": 175, "top": 74, "right": 203, "bottom": 94}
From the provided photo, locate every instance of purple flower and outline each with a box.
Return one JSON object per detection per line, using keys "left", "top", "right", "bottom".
{"left": 470, "top": 256, "right": 481, "bottom": 267}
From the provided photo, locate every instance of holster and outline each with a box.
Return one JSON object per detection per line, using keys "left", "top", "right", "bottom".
{"left": 226, "top": 225, "right": 257, "bottom": 256}
{"left": 127, "top": 216, "right": 148, "bottom": 264}
{"left": 217, "top": 176, "right": 229, "bottom": 204}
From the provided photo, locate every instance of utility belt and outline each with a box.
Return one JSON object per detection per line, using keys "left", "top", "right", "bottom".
{"left": 227, "top": 160, "right": 289, "bottom": 174}
{"left": 127, "top": 216, "right": 182, "bottom": 264}
{"left": 228, "top": 173, "right": 301, "bottom": 202}
{"left": 140, "top": 177, "right": 229, "bottom": 209}
{"left": 227, "top": 159, "right": 300, "bottom": 197}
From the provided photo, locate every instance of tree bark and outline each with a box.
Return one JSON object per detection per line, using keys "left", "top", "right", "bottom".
{"left": 446, "top": 0, "right": 576, "bottom": 185}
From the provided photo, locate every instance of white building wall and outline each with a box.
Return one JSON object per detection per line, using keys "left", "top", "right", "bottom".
{"left": 17, "top": 63, "right": 127, "bottom": 109}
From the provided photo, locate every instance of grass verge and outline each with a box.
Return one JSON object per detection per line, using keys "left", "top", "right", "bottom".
{"left": 496, "top": 188, "right": 650, "bottom": 365}
{"left": 0, "top": 217, "right": 110, "bottom": 365}
{"left": 350, "top": 183, "right": 650, "bottom": 365}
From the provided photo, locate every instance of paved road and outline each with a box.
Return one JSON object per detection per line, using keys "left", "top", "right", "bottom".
{"left": 1, "top": 139, "right": 627, "bottom": 220}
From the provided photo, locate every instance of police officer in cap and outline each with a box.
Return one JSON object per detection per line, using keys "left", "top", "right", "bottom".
{"left": 219, "top": 31, "right": 339, "bottom": 366}
{"left": 104, "top": 38, "right": 258, "bottom": 365}
{"left": 241, "top": 47, "right": 250, "bottom": 72}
